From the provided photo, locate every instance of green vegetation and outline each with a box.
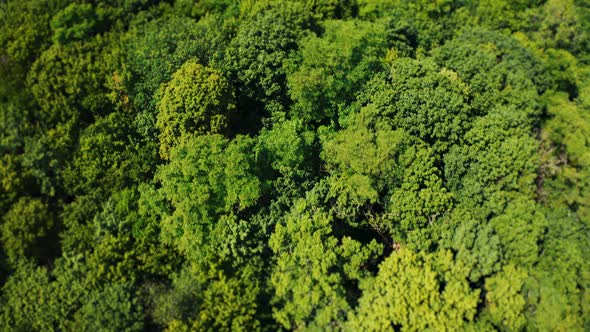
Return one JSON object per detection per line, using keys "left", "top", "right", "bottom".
{"left": 1, "top": 0, "right": 589, "bottom": 330}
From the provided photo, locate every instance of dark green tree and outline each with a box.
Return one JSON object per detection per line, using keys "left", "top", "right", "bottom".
{"left": 51, "top": 3, "right": 103, "bottom": 45}
{"left": 223, "top": 2, "right": 316, "bottom": 114}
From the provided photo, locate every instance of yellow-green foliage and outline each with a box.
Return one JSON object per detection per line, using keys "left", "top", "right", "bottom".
{"left": 156, "top": 61, "right": 235, "bottom": 159}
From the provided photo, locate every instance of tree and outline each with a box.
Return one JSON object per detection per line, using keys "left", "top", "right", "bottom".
{"left": 482, "top": 264, "right": 528, "bottom": 331}
{"left": 153, "top": 133, "right": 276, "bottom": 329}
{"left": 71, "top": 283, "right": 144, "bottom": 332}
{"left": 489, "top": 197, "right": 546, "bottom": 268}
{"left": 432, "top": 28, "right": 543, "bottom": 116}
{"left": 286, "top": 19, "right": 388, "bottom": 124}
{"left": 321, "top": 111, "right": 452, "bottom": 243}
{"left": 472, "top": 0, "right": 541, "bottom": 33}
{"left": 269, "top": 197, "right": 381, "bottom": 330}
{"left": 443, "top": 106, "right": 539, "bottom": 217}
{"left": 523, "top": 209, "right": 590, "bottom": 331}
{"left": 356, "top": 56, "right": 472, "bottom": 153}
{"left": 91, "top": 185, "right": 180, "bottom": 278}
{"left": 357, "top": 0, "right": 465, "bottom": 50}
{"left": 50, "top": 3, "right": 103, "bottom": 45}
{"left": 347, "top": 249, "right": 480, "bottom": 331}
{"left": 0, "top": 261, "right": 59, "bottom": 331}
{"left": 1, "top": 197, "right": 55, "bottom": 263}
{"left": 223, "top": 3, "right": 317, "bottom": 113}
{"left": 148, "top": 264, "right": 263, "bottom": 331}
{"left": 0, "top": 100, "right": 37, "bottom": 213}
{"left": 20, "top": 119, "right": 77, "bottom": 197}
{"left": 440, "top": 208, "right": 503, "bottom": 282}
{"left": 0, "top": 0, "right": 589, "bottom": 329}
{"left": 27, "top": 36, "right": 118, "bottom": 125}
{"left": 0, "top": 0, "right": 60, "bottom": 97}
{"left": 535, "top": 0, "right": 589, "bottom": 54}
{"left": 255, "top": 118, "right": 317, "bottom": 178}
{"left": 63, "top": 112, "right": 137, "bottom": 197}
{"left": 541, "top": 92, "right": 590, "bottom": 221}
{"left": 157, "top": 134, "right": 265, "bottom": 265}
{"left": 298, "top": 0, "right": 358, "bottom": 19}
{"left": 124, "top": 14, "right": 222, "bottom": 142}
{"left": 173, "top": 0, "right": 235, "bottom": 19}
{"left": 156, "top": 61, "right": 236, "bottom": 159}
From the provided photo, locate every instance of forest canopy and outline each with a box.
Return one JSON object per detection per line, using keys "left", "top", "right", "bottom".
{"left": 1, "top": 0, "right": 589, "bottom": 330}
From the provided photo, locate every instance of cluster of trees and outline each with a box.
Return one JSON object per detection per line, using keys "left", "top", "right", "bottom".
{"left": 1, "top": 0, "right": 589, "bottom": 330}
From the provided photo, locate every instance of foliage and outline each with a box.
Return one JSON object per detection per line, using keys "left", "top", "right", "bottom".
{"left": 27, "top": 36, "right": 118, "bottom": 125}
{"left": 156, "top": 134, "right": 265, "bottom": 265}
{"left": 357, "top": 56, "right": 472, "bottom": 152}
{"left": 269, "top": 198, "right": 381, "bottom": 329}
{"left": 286, "top": 19, "right": 388, "bottom": 123}
{"left": 0, "top": 0, "right": 589, "bottom": 330}
{"left": 223, "top": 2, "right": 316, "bottom": 111}
{"left": 51, "top": 3, "right": 103, "bottom": 45}
{"left": 71, "top": 282, "right": 144, "bottom": 332}
{"left": 347, "top": 249, "right": 480, "bottom": 331}
{"left": 322, "top": 112, "right": 452, "bottom": 242}
{"left": 156, "top": 61, "right": 236, "bottom": 159}
{"left": 124, "top": 14, "right": 221, "bottom": 143}
{"left": 1, "top": 197, "right": 55, "bottom": 263}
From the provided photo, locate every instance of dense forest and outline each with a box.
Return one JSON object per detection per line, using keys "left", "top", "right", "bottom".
{"left": 1, "top": 0, "right": 589, "bottom": 330}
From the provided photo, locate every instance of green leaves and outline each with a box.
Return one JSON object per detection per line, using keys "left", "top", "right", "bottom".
{"left": 541, "top": 92, "right": 590, "bottom": 220}
{"left": 0, "top": 262, "right": 58, "bottom": 331}
{"left": 156, "top": 61, "right": 236, "bottom": 159}
{"left": 322, "top": 119, "right": 403, "bottom": 212}
{"left": 269, "top": 198, "right": 381, "bottom": 330}
{"left": 286, "top": 19, "right": 388, "bottom": 123}
{"left": 348, "top": 249, "right": 480, "bottom": 331}
{"left": 51, "top": 3, "right": 101, "bottom": 45}
{"left": 444, "top": 106, "right": 539, "bottom": 215}
{"left": 433, "top": 28, "right": 542, "bottom": 116}
{"left": 1, "top": 0, "right": 590, "bottom": 330}
{"left": 483, "top": 265, "right": 528, "bottom": 331}
{"left": 256, "top": 118, "right": 317, "bottom": 177}
{"left": 352, "top": 56, "right": 472, "bottom": 153}
{"left": 322, "top": 111, "right": 452, "bottom": 240}
{"left": 1, "top": 197, "right": 54, "bottom": 263}
{"left": 71, "top": 283, "right": 144, "bottom": 332}
{"left": 27, "top": 36, "right": 117, "bottom": 124}
{"left": 223, "top": 3, "right": 316, "bottom": 109}
{"left": 157, "top": 134, "right": 264, "bottom": 264}
{"left": 125, "top": 16, "right": 210, "bottom": 103}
